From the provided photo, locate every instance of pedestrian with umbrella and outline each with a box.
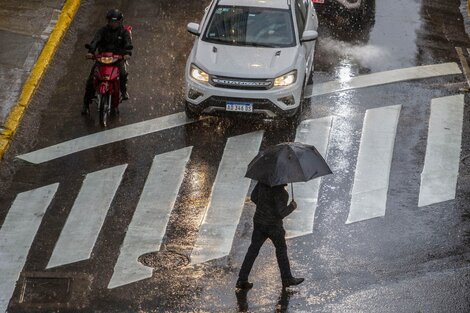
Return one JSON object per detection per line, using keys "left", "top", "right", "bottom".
{"left": 236, "top": 142, "right": 332, "bottom": 290}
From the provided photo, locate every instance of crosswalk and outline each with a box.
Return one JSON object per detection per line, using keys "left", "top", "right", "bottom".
{"left": 418, "top": 95, "right": 464, "bottom": 207}
{"left": 1, "top": 63, "right": 466, "bottom": 305}
{"left": 285, "top": 116, "right": 333, "bottom": 238}
{"left": 346, "top": 105, "right": 401, "bottom": 224}
{"left": 190, "top": 131, "right": 264, "bottom": 266}
{"left": 307, "top": 62, "right": 461, "bottom": 97}
{"left": 108, "top": 147, "right": 192, "bottom": 289}
{"left": 47, "top": 165, "right": 127, "bottom": 269}
{"left": 0, "top": 184, "right": 59, "bottom": 313}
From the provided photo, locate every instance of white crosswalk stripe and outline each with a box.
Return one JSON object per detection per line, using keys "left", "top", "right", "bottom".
{"left": 17, "top": 112, "right": 199, "bottom": 164}
{"left": 190, "top": 131, "right": 264, "bottom": 264}
{"left": 308, "top": 63, "right": 461, "bottom": 97}
{"left": 418, "top": 95, "right": 464, "bottom": 207}
{"left": 285, "top": 116, "right": 333, "bottom": 238}
{"left": 346, "top": 105, "right": 402, "bottom": 224}
{"left": 108, "top": 147, "right": 192, "bottom": 289}
{"left": 0, "top": 184, "right": 59, "bottom": 313}
{"left": 47, "top": 165, "right": 127, "bottom": 269}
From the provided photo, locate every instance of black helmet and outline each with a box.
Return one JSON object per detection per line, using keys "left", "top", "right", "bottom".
{"left": 106, "top": 9, "right": 123, "bottom": 21}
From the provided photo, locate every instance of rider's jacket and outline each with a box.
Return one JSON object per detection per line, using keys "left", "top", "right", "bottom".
{"left": 87, "top": 25, "right": 133, "bottom": 56}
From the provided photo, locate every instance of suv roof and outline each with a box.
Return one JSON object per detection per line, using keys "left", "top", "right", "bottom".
{"left": 217, "top": 0, "right": 290, "bottom": 9}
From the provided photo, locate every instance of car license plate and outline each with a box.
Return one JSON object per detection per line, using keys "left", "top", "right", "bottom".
{"left": 312, "top": 0, "right": 324, "bottom": 3}
{"left": 226, "top": 102, "right": 253, "bottom": 113}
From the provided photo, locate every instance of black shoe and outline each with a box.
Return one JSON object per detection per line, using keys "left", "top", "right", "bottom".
{"left": 282, "top": 277, "right": 304, "bottom": 288}
{"left": 121, "top": 91, "right": 129, "bottom": 100}
{"left": 236, "top": 280, "right": 253, "bottom": 290}
{"left": 81, "top": 105, "right": 89, "bottom": 115}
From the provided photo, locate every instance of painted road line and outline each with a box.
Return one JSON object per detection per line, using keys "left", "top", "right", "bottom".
{"left": 456, "top": 47, "right": 470, "bottom": 88}
{"left": 47, "top": 165, "right": 127, "bottom": 269}
{"left": 308, "top": 63, "right": 462, "bottom": 98}
{"left": 18, "top": 112, "right": 197, "bottom": 164}
{"left": 285, "top": 117, "right": 333, "bottom": 238}
{"left": 0, "top": 184, "right": 59, "bottom": 313}
{"left": 418, "top": 95, "right": 464, "bottom": 207}
{"left": 191, "top": 131, "right": 264, "bottom": 264}
{"left": 346, "top": 105, "right": 401, "bottom": 224}
{"left": 108, "top": 147, "right": 192, "bottom": 289}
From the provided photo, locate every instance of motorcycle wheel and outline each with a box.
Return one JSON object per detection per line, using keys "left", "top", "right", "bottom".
{"left": 99, "top": 94, "right": 111, "bottom": 127}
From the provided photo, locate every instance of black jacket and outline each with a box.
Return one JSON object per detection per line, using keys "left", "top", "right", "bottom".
{"left": 88, "top": 25, "right": 133, "bottom": 56}
{"left": 251, "top": 182, "right": 295, "bottom": 226}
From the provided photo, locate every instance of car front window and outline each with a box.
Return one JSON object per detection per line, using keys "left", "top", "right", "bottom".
{"left": 203, "top": 6, "right": 295, "bottom": 48}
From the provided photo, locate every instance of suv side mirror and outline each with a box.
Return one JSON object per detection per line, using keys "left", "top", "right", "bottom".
{"left": 301, "top": 30, "right": 318, "bottom": 42}
{"left": 187, "top": 23, "right": 200, "bottom": 36}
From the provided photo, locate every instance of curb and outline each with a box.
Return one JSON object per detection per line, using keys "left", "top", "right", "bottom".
{"left": 0, "top": 0, "right": 81, "bottom": 160}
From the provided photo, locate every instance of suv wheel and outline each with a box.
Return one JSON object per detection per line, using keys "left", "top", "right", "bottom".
{"left": 284, "top": 102, "right": 303, "bottom": 127}
{"left": 185, "top": 101, "right": 200, "bottom": 120}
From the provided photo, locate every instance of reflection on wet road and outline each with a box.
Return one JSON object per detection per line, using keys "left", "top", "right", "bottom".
{"left": 0, "top": 0, "right": 469, "bottom": 312}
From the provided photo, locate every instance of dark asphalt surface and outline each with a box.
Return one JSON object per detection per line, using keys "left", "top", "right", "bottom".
{"left": 0, "top": 0, "right": 469, "bottom": 312}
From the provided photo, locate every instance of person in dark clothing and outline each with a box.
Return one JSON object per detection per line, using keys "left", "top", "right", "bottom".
{"left": 82, "top": 9, "right": 133, "bottom": 115}
{"left": 236, "top": 182, "right": 304, "bottom": 290}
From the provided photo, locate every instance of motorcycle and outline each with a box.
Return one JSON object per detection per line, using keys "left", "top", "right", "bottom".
{"left": 85, "top": 50, "right": 124, "bottom": 127}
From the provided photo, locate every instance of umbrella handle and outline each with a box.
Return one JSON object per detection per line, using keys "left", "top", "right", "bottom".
{"left": 291, "top": 183, "right": 294, "bottom": 201}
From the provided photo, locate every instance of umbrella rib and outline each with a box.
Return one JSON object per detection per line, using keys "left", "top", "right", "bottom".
{"left": 291, "top": 148, "right": 309, "bottom": 182}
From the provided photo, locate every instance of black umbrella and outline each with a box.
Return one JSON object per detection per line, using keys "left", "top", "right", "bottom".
{"left": 245, "top": 142, "right": 332, "bottom": 199}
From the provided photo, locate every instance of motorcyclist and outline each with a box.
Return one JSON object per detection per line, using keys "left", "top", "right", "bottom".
{"left": 82, "top": 9, "right": 133, "bottom": 115}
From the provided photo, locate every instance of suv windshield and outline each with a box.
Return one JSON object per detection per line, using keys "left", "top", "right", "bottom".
{"left": 203, "top": 6, "right": 295, "bottom": 48}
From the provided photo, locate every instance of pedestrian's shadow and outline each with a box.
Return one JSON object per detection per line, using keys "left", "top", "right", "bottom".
{"left": 235, "top": 289, "right": 296, "bottom": 313}
{"left": 275, "top": 289, "right": 295, "bottom": 313}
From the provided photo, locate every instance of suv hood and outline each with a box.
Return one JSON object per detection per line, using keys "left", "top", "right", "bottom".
{"left": 193, "top": 40, "right": 298, "bottom": 79}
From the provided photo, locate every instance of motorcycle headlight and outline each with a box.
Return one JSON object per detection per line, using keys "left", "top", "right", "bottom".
{"left": 100, "top": 56, "right": 114, "bottom": 64}
{"left": 274, "top": 70, "right": 297, "bottom": 87}
{"left": 190, "top": 64, "right": 209, "bottom": 83}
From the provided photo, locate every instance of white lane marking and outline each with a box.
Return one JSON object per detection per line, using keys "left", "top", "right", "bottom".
{"left": 285, "top": 117, "right": 333, "bottom": 238}
{"left": 108, "top": 147, "right": 192, "bottom": 289}
{"left": 17, "top": 112, "right": 198, "bottom": 164}
{"left": 308, "top": 63, "right": 462, "bottom": 97}
{"left": 39, "top": 9, "right": 60, "bottom": 41}
{"left": 418, "top": 95, "right": 464, "bottom": 207}
{"left": 190, "top": 131, "right": 264, "bottom": 264}
{"left": 456, "top": 47, "right": 470, "bottom": 88}
{"left": 346, "top": 105, "right": 401, "bottom": 224}
{"left": 0, "top": 184, "right": 59, "bottom": 313}
{"left": 47, "top": 165, "right": 127, "bottom": 269}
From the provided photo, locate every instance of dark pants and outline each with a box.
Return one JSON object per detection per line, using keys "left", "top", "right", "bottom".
{"left": 83, "top": 60, "right": 128, "bottom": 107}
{"left": 238, "top": 223, "right": 292, "bottom": 281}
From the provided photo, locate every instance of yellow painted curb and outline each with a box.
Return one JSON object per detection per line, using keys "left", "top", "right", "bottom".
{"left": 0, "top": 0, "right": 81, "bottom": 160}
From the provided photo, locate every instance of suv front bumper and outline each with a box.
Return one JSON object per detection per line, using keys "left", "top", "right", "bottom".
{"left": 185, "top": 77, "right": 303, "bottom": 118}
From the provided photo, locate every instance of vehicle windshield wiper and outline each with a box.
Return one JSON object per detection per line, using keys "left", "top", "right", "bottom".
{"left": 247, "top": 42, "right": 276, "bottom": 48}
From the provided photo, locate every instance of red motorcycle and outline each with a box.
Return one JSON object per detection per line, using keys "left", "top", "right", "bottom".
{"left": 87, "top": 52, "right": 123, "bottom": 127}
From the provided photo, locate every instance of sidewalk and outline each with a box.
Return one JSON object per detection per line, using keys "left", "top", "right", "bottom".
{"left": 0, "top": 0, "right": 65, "bottom": 132}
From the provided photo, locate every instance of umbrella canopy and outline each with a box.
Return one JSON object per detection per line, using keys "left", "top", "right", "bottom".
{"left": 245, "top": 142, "right": 332, "bottom": 187}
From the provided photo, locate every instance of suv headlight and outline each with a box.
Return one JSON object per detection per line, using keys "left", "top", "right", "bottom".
{"left": 274, "top": 70, "right": 297, "bottom": 87}
{"left": 190, "top": 64, "right": 209, "bottom": 83}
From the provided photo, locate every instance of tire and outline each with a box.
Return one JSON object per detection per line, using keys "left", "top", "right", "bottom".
{"left": 99, "top": 94, "right": 110, "bottom": 127}
{"left": 284, "top": 102, "right": 303, "bottom": 128}
{"left": 184, "top": 101, "right": 200, "bottom": 120}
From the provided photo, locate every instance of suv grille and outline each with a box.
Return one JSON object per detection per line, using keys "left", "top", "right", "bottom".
{"left": 210, "top": 76, "right": 272, "bottom": 90}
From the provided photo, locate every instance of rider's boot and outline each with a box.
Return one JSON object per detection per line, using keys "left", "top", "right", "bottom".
{"left": 120, "top": 75, "right": 129, "bottom": 101}
{"left": 81, "top": 102, "right": 90, "bottom": 115}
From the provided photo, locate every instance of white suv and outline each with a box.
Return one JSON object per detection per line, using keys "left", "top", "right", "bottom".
{"left": 184, "top": 0, "right": 318, "bottom": 122}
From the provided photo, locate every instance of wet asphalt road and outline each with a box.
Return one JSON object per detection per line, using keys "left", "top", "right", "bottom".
{"left": 0, "top": 0, "right": 470, "bottom": 312}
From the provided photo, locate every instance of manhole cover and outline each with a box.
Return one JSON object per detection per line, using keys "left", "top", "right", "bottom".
{"left": 138, "top": 251, "right": 189, "bottom": 270}
{"left": 20, "top": 277, "right": 71, "bottom": 304}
